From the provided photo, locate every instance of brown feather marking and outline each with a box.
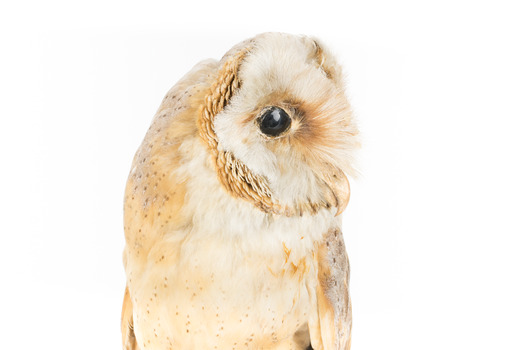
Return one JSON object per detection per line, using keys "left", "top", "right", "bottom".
{"left": 198, "top": 47, "right": 287, "bottom": 215}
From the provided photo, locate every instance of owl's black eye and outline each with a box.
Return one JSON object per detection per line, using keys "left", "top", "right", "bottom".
{"left": 259, "top": 107, "right": 291, "bottom": 137}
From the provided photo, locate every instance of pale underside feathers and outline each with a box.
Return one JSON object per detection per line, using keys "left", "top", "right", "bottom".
{"left": 122, "top": 32, "right": 358, "bottom": 350}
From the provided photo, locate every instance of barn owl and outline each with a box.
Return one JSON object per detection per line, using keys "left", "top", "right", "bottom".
{"left": 122, "top": 32, "right": 359, "bottom": 350}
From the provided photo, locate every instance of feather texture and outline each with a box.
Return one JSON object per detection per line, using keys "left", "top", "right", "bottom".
{"left": 122, "top": 33, "right": 357, "bottom": 349}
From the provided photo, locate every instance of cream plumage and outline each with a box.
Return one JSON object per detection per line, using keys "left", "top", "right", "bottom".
{"left": 122, "top": 33, "right": 359, "bottom": 350}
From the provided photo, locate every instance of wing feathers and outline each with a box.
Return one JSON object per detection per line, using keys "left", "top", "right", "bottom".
{"left": 309, "top": 228, "right": 352, "bottom": 349}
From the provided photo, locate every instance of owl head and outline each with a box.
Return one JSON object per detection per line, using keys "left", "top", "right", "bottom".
{"left": 199, "top": 33, "right": 359, "bottom": 217}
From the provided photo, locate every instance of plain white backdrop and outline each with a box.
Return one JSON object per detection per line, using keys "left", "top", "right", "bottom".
{"left": 1, "top": 0, "right": 524, "bottom": 349}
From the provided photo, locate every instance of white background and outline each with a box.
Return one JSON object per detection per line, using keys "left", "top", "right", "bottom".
{"left": 1, "top": 0, "right": 524, "bottom": 349}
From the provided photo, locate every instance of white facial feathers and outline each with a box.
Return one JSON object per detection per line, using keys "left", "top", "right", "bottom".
{"left": 213, "top": 33, "right": 358, "bottom": 210}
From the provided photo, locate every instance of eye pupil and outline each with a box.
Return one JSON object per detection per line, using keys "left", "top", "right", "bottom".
{"left": 259, "top": 107, "right": 291, "bottom": 136}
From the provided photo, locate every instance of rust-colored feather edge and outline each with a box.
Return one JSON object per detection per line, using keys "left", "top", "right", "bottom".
{"left": 198, "top": 47, "right": 287, "bottom": 215}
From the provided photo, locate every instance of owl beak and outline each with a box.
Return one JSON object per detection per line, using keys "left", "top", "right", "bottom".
{"left": 323, "top": 168, "right": 350, "bottom": 216}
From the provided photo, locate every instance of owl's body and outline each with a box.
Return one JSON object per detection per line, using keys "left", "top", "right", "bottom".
{"left": 122, "top": 33, "right": 358, "bottom": 350}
